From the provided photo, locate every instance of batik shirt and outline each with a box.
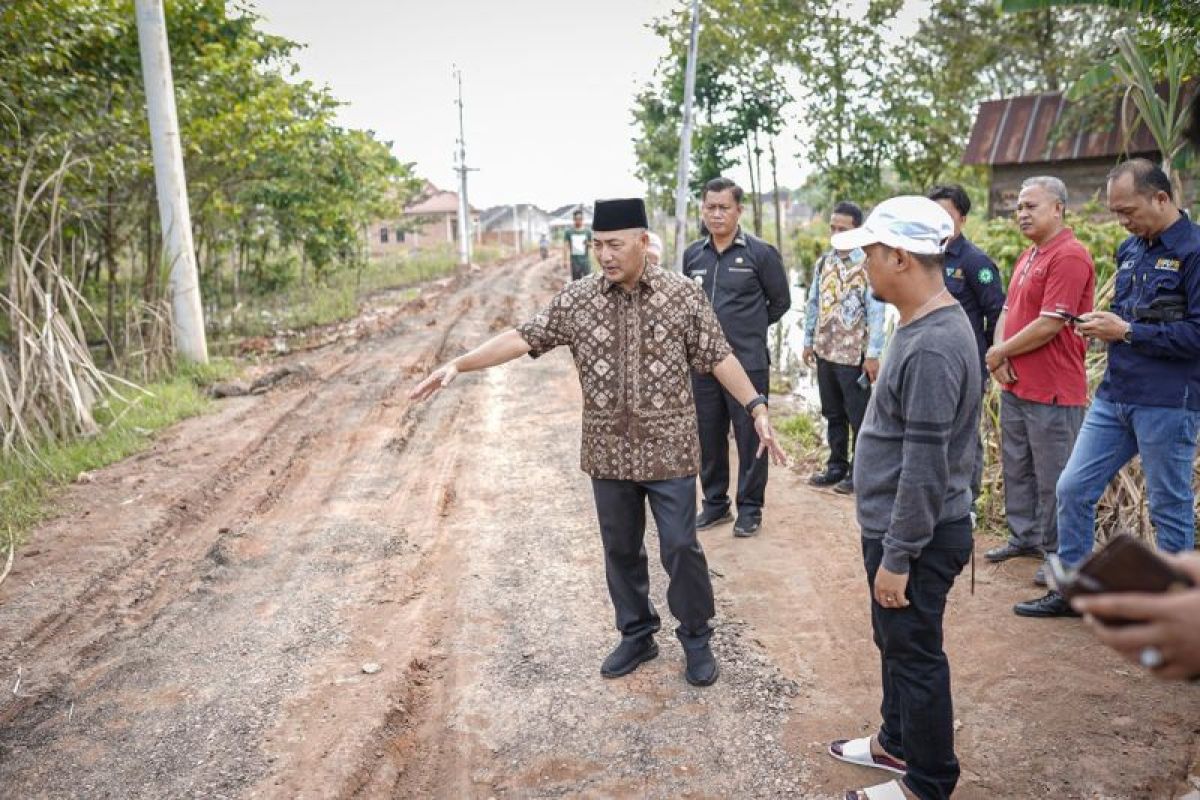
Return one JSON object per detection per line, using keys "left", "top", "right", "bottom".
{"left": 517, "top": 266, "right": 733, "bottom": 481}
{"left": 803, "top": 250, "right": 886, "bottom": 366}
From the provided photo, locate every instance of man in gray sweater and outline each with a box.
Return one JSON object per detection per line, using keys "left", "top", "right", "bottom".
{"left": 823, "top": 197, "right": 981, "bottom": 800}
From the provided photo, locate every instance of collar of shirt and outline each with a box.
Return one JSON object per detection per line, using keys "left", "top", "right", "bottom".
{"left": 1030, "top": 226, "right": 1076, "bottom": 256}
{"left": 1150, "top": 212, "right": 1194, "bottom": 251}
{"left": 703, "top": 227, "right": 748, "bottom": 252}
{"left": 945, "top": 234, "right": 965, "bottom": 258}
{"left": 599, "top": 263, "right": 663, "bottom": 294}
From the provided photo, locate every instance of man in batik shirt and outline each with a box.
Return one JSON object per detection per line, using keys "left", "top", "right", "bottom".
{"left": 412, "top": 198, "right": 786, "bottom": 688}
{"left": 803, "top": 201, "right": 886, "bottom": 495}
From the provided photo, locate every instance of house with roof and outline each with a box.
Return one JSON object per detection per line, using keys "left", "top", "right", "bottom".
{"left": 367, "top": 181, "right": 479, "bottom": 258}
{"left": 962, "top": 90, "right": 1177, "bottom": 218}
{"left": 478, "top": 203, "right": 553, "bottom": 249}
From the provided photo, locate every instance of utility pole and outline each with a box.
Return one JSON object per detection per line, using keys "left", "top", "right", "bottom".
{"left": 453, "top": 67, "right": 476, "bottom": 266}
{"left": 512, "top": 204, "right": 522, "bottom": 253}
{"left": 672, "top": 0, "right": 701, "bottom": 273}
{"left": 135, "top": 0, "right": 207, "bottom": 362}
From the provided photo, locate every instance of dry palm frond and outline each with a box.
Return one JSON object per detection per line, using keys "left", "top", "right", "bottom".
{"left": 1, "top": 146, "right": 147, "bottom": 455}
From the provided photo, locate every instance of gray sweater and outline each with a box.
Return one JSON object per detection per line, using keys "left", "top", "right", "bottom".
{"left": 853, "top": 304, "right": 982, "bottom": 574}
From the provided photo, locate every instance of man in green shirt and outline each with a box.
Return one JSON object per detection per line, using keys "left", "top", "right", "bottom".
{"left": 563, "top": 208, "right": 593, "bottom": 280}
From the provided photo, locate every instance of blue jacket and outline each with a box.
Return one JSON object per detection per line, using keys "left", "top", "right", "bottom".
{"left": 1098, "top": 213, "right": 1200, "bottom": 410}
{"left": 943, "top": 234, "right": 1005, "bottom": 372}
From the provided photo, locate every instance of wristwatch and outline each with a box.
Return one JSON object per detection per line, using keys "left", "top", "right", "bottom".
{"left": 1122, "top": 322, "right": 1134, "bottom": 344}
{"left": 745, "top": 394, "right": 768, "bottom": 416}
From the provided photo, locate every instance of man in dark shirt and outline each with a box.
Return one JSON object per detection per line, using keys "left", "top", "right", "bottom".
{"left": 411, "top": 197, "right": 786, "bottom": 687}
{"left": 683, "top": 177, "right": 791, "bottom": 538}
{"left": 927, "top": 185, "right": 1005, "bottom": 371}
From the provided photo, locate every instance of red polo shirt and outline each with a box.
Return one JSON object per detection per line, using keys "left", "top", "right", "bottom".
{"left": 1001, "top": 228, "right": 1095, "bottom": 406}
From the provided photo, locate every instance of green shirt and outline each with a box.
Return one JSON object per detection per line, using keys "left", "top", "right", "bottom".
{"left": 564, "top": 226, "right": 592, "bottom": 264}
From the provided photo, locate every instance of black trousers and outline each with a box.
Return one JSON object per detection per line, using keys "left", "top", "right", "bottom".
{"left": 816, "top": 356, "right": 871, "bottom": 474}
{"left": 694, "top": 369, "right": 769, "bottom": 519}
{"left": 591, "top": 476, "right": 715, "bottom": 649}
{"left": 863, "top": 518, "right": 972, "bottom": 800}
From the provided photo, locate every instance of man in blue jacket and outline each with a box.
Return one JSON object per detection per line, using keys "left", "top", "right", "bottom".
{"left": 684, "top": 178, "right": 791, "bottom": 537}
{"left": 1017, "top": 158, "right": 1200, "bottom": 618}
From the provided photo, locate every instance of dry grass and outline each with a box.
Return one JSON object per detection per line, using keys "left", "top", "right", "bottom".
{"left": 0, "top": 149, "right": 145, "bottom": 456}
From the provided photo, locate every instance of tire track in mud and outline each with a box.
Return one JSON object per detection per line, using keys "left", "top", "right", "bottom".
{"left": 0, "top": 254, "right": 547, "bottom": 798}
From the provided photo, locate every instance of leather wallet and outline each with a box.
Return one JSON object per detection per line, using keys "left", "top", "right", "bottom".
{"left": 1047, "top": 533, "right": 1194, "bottom": 603}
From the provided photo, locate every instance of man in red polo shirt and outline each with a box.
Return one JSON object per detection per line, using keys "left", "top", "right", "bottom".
{"left": 983, "top": 177, "right": 1095, "bottom": 590}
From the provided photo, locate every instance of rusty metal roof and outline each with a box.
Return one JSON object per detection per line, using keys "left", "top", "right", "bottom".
{"left": 962, "top": 91, "right": 1159, "bottom": 166}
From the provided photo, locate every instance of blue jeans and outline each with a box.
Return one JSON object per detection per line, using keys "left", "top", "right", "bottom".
{"left": 1056, "top": 397, "right": 1200, "bottom": 568}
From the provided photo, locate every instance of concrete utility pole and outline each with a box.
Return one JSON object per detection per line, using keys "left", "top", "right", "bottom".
{"left": 512, "top": 204, "right": 522, "bottom": 253}
{"left": 453, "top": 67, "right": 476, "bottom": 266}
{"left": 135, "top": 0, "right": 207, "bottom": 363}
{"left": 672, "top": 0, "right": 702, "bottom": 273}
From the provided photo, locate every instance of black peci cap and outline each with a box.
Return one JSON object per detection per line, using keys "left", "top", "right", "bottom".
{"left": 592, "top": 198, "right": 648, "bottom": 232}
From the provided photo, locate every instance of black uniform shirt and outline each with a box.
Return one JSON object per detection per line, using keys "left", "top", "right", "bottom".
{"left": 943, "top": 233, "right": 1005, "bottom": 371}
{"left": 682, "top": 229, "right": 791, "bottom": 372}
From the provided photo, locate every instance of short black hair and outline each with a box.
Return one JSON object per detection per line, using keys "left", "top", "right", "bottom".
{"left": 1107, "top": 158, "right": 1174, "bottom": 200}
{"left": 572, "top": 208, "right": 584, "bottom": 217}
{"left": 701, "top": 177, "right": 744, "bottom": 204}
{"left": 914, "top": 252, "right": 945, "bottom": 272}
{"left": 831, "top": 201, "right": 863, "bottom": 227}
{"left": 927, "top": 184, "right": 971, "bottom": 217}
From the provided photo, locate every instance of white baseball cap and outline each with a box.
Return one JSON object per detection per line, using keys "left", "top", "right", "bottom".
{"left": 830, "top": 195, "right": 954, "bottom": 256}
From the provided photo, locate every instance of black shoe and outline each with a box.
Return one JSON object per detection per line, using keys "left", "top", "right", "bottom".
{"left": 1013, "top": 591, "right": 1080, "bottom": 618}
{"left": 733, "top": 515, "right": 761, "bottom": 538}
{"left": 696, "top": 507, "right": 733, "bottom": 530}
{"left": 684, "top": 644, "right": 719, "bottom": 686}
{"left": 832, "top": 477, "right": 854, "bottom": 495}
{"left": 1033, "top": 562, "right": 1048, "bottom": 587}
{"left": 808, "top": 468, "right": 847, "bottom": 487}
{"left": 984, "top": 542, "right": 1044, "bottom": 563}
{"left": 600, "top": 636, "right": 659, "bottom": 678}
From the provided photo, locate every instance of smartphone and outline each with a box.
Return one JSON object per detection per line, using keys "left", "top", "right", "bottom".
{"left": 1058, "top": 311, "right": 1087, "bottom": 324}
{"left": 1046, "top": 534, "right": 1194, "bottom": 622}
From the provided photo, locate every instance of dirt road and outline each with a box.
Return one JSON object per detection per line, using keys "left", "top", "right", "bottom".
{"left": 1, "top": 255, "right": 1198, "bottom": 799}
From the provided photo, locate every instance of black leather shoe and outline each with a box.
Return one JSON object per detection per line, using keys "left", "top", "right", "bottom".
{"left": 832, "top": 477, "right": 854, "bottom": 495}
{"left": 733, "top": 515, "right": 761, "bottom": 538}
{"left": 601, "top": 637, "right": 659, "bottom": 678}
{"left": 1013, "top": 591, "right": 1080, "bottom": 618}
{"left": 696, "top": 507, "right": 733, "bottom": 530}
{"left": 984, "top": 542, "right": 1044, "bottom": 563}
{"left": 684, "top": 644, "right": 719, "bottom": 686}
{"left": 808, "top": 468, "right": 847, "bottom": 487}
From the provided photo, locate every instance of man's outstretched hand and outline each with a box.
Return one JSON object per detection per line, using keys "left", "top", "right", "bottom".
{"left": 410, "top": 362, "right": 459, "bottom": 402}
{"left": 753, "top": 411, "right": 788, "bottom": 466}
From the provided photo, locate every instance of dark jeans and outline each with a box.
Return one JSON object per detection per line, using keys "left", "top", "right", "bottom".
{"left": 591, "top": 476, "right": 715, "bottom": 649}
{"left": 816, "top": 356, "right": 871, "bottom": 474}
{"left": 570, "top": 259, "right": 590, "bottom": 281}
{"left": 694, "top": 369, "right": 769, "bottom": 519}
{"left": 863, "top": 518, "right": 972, "bottom": 800}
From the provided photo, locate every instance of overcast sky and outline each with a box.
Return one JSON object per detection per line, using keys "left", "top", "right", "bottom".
{"left": 249, "top": 1, "right": 928, "bottom": 211}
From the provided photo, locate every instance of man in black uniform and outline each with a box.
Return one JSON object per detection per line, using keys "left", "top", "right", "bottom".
{"left": 683, "top": 177, "right": 791, "bottom": 537}
{"left": 927, "top": 184, "right": 1005, "bottom": 505}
